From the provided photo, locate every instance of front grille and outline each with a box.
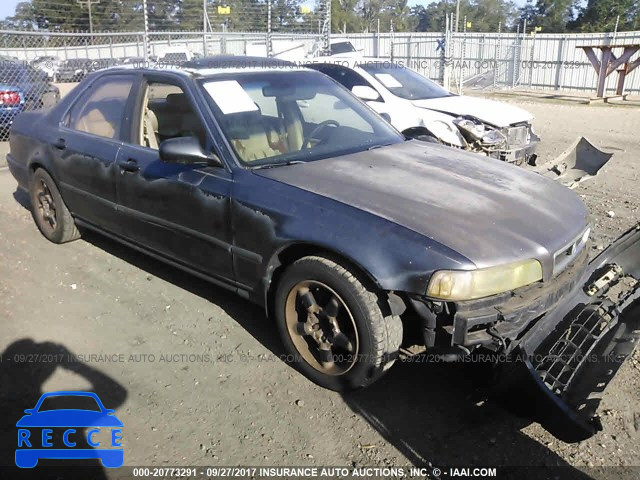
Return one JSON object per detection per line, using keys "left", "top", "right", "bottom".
{"left": 534, "top": 302, "right": 612, "bottom": 395}
{"left": 553, "top": 227, "right": 589, "bottom": 276}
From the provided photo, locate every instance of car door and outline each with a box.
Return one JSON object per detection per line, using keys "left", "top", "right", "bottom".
{"left": 114, "top": 74, "right": 234, "bottom": 282}
{"left": 54, "top": 73, "right": 137, "bottom": 233}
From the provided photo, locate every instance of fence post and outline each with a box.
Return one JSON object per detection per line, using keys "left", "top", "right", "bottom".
{"left": 441, "top": 14, "right": 451, "bottom": 90}
{"left": 511, "top": 23, "right": 520, "bottom": 88}
{"left": 203, "top": 0, "right": 208, "bottom": 56}
{"left": 554, "top": 36, "right": 566, "bottom": 90}
{"left": 493, "top": 22, "right": 501, "bottom": 88}
{"left": 528, "top": 32, "right": 536, "bottom": 89}
{"left": 267, "top": 0, "right": 272, "bottom": 56}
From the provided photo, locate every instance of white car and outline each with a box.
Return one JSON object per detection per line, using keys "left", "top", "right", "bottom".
{"left": 30, "top": 56, "right": 61, "bottom": 81}
{"left": 308, "top": 58, "right": 539, "bottom": 165}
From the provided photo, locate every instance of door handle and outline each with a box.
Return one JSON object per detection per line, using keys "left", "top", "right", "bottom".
{"left": 119, "top": 159, "right": 140, "bottom": 173}
{"left": 53, "top": 138, "right": 66, "bottom": 150}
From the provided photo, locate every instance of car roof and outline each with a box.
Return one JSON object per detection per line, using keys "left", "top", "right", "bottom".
{"left": 307, "top": 57, "right": 393, "bottom": 68}
{"left": 38, "top": 391, "right": 101, "bottom": 399}
{"left": 101, "top": 55, "right": 309, "bottom": 78}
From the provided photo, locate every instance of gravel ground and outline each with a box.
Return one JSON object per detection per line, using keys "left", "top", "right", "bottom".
{"left": 0, "top": 94, "right": 638, "bottom": 480}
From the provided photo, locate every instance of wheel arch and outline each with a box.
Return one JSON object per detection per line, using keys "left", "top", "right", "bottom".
{"left": 263, "top": 242, "right": 390, "bottom": 319}
{"left": 27, "top": 150, "right": 57, "bottom": 180}
{"left": 401, "top": 126, "right": 441, "bottom": 142}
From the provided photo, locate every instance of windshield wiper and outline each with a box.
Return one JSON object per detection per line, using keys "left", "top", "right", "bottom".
{"left": 252, "top": 160, "right": 307, "bottom": 170}
{"left": 367, "top": 143, "right": 393, "bottom": 151}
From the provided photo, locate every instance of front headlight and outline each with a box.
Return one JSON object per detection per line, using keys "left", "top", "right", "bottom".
{"left": 424, "top": 119, "right": 465, "bottom": 147}
{"left": 426, "top": 259, "right": 543, "bottom": 301}
{"left": 454, "top": 117, "right": 506, "bottom": 146}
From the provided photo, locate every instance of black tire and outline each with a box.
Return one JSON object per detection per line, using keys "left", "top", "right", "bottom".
{"left": 29, "top": 168, "right": 80, "bottom": 244}
{"left": 274, "top": 255, "right": 402, "bottom": 391}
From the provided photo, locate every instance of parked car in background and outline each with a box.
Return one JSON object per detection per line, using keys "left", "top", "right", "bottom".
{"left": 30, "top": 56, "right": 61, "bottom": 81}
{"left": 308, "top": 58, "right": 539, "bottom": 165}
{"left": 6, "top": 57, "right": 639, "bottom": 444}
{"left": 307, "top": 39, "right": 362, "bottom": 59}
{"left": 158, "top": 47, "right": 192, "bottom": 66}
{"left": 89, "top": 58, "right": 122, "bottom": 72}
{"left": 0, "top": 62, "right": 60, "bottom": 138}
{"left": 57, "top": 58, "right": 92, "bottom": 82}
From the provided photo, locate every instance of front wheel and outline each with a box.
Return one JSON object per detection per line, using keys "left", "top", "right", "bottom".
{"left": 274, "top": 256, "right": 402, "bottom": 391}
{"left": 29, "top": 168, "right": 80, "bottom": 244}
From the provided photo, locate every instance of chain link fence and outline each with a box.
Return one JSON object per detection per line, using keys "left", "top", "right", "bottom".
{"left": 382, "top": 30, "right": 640, "bottom": 95}
{"left": 0, "top": 24, "right": 639, "bottom": 139}
{"left": 0, "top": 29, "right": 325, "bottom": 139}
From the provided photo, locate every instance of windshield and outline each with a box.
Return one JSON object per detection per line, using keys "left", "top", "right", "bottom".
{"left": 360, "top": 63, "right": 451, "bottom": 100}
{"left": 331, "top": 42, "right": 356, "bottom": 55}
{"left": 200, "top": 70, "right": 403, "bottom": 167}
{"left": 38, "top": 395, "right": 101, "bottom": 412}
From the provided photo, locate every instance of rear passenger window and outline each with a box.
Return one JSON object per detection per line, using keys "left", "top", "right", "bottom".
{"left": 68, "top": 75, "right": 134, "bottom": 140}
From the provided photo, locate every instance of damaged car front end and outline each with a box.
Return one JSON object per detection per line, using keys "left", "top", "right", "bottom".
{"left": 453, "top": 116, "right": 540, "bottom": 165}
{"left": 409, "top": 224, "right": 640, "bottom": 442}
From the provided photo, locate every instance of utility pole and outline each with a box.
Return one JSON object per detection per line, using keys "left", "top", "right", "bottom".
{"left": 455, "top": 0, "right": 460, "bottom": 32}
{"left": 77, "top": 0, "right": 100, "bottom": 35}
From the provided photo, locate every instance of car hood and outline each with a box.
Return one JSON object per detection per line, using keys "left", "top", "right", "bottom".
{"left": 412, "top": 95, "right": 533, "bottom": 127}
{"left": 256, "top": 141, "right": 588, "bottom": 277}
{"left": 16, "top": 410, "right": 123, "bottom": 427}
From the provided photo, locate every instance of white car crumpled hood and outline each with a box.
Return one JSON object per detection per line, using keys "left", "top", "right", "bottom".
{"left": 412, "top": 95, "right": 534, "bottom": 128}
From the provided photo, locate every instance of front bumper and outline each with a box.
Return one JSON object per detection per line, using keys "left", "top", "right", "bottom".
{"left": 509, "top": 224, "right": 640, "bottom": 442}
{"left": 411, "top": 224, "right": 640, "bottom": 442}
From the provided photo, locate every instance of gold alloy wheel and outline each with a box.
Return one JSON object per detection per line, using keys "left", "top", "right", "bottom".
{"left": 35, "top": 178, "right": 57, "bottom": 234}
{"left": 284, "top": 280, "right": 359, "bottom": 376}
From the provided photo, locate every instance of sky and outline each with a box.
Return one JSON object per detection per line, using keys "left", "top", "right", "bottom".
{"left": 0, "top": 0, "right": 529, "bottom": 21}
{"left": 0, "top": 0, "right": 21, "bottom": 20}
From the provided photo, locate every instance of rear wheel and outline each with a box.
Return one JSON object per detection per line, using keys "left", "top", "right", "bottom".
{"left": 29, "top": 168, "right": 80, "bottom": 244}
{"left": 275, "top": 256, "right": 402, "bottom": 391}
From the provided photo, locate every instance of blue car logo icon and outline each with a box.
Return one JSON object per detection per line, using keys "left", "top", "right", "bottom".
{"left": 15, "top": 391, "right": 123, "bottom": 468}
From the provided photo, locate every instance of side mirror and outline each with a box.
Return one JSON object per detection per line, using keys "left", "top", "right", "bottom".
{"left": 352, "top": 85, "right": 380, "bottom": 101}
{"left": 159, "top": 137, "right": 222, "bottom": 168}
{"left": 24, "top": 409, "right": 34, "bottom": 415}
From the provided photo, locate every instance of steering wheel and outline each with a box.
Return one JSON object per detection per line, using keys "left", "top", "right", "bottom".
{"left": 303, "top": 120, "right": 339, "bottom": 149}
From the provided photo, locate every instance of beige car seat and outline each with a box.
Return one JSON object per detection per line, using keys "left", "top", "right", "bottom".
{"left": 223, "top": 110, "right": 280, "bottom": 162}
{"left": 77, "top": 107, "right": 116, "bottom": 139}
{"left": 277, "top": 101, "right": 304, "bottom": 152}
{"left": 143, "top": 108, "right": 159, "bottom": 150}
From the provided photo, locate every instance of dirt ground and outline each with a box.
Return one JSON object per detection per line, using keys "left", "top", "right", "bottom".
{"left": 0, "top": 93, "right": 639, "bottom": 480}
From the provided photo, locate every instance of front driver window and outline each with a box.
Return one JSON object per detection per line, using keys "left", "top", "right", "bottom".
{"left": 139, "top": 82, "right": 208, "bottom": 152}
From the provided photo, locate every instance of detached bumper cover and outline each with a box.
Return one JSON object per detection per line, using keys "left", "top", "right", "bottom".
{"left": 500, "top": 224, "right": 640, "bottom": 442}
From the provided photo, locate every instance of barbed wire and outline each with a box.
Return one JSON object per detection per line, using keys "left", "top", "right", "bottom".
{"left": 0, "top": 0, "right": 327, "bottom": 34}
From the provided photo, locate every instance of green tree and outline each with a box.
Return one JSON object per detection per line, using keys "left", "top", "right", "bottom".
{"left": 409, "top": 0, "right": 516, "bottom": 33}
{"left": 571, "top": 0, "right": 639, "bottom": 32}
{"left": 517, "top": 0, "right": 576, "bottom": 33}
{"left": 331, "top": 0, "right": 363, "bottom": 33}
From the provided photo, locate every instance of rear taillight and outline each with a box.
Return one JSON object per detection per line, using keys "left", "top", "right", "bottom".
{"left": 0, "top": 90, "right": 21, "bottom": 106}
